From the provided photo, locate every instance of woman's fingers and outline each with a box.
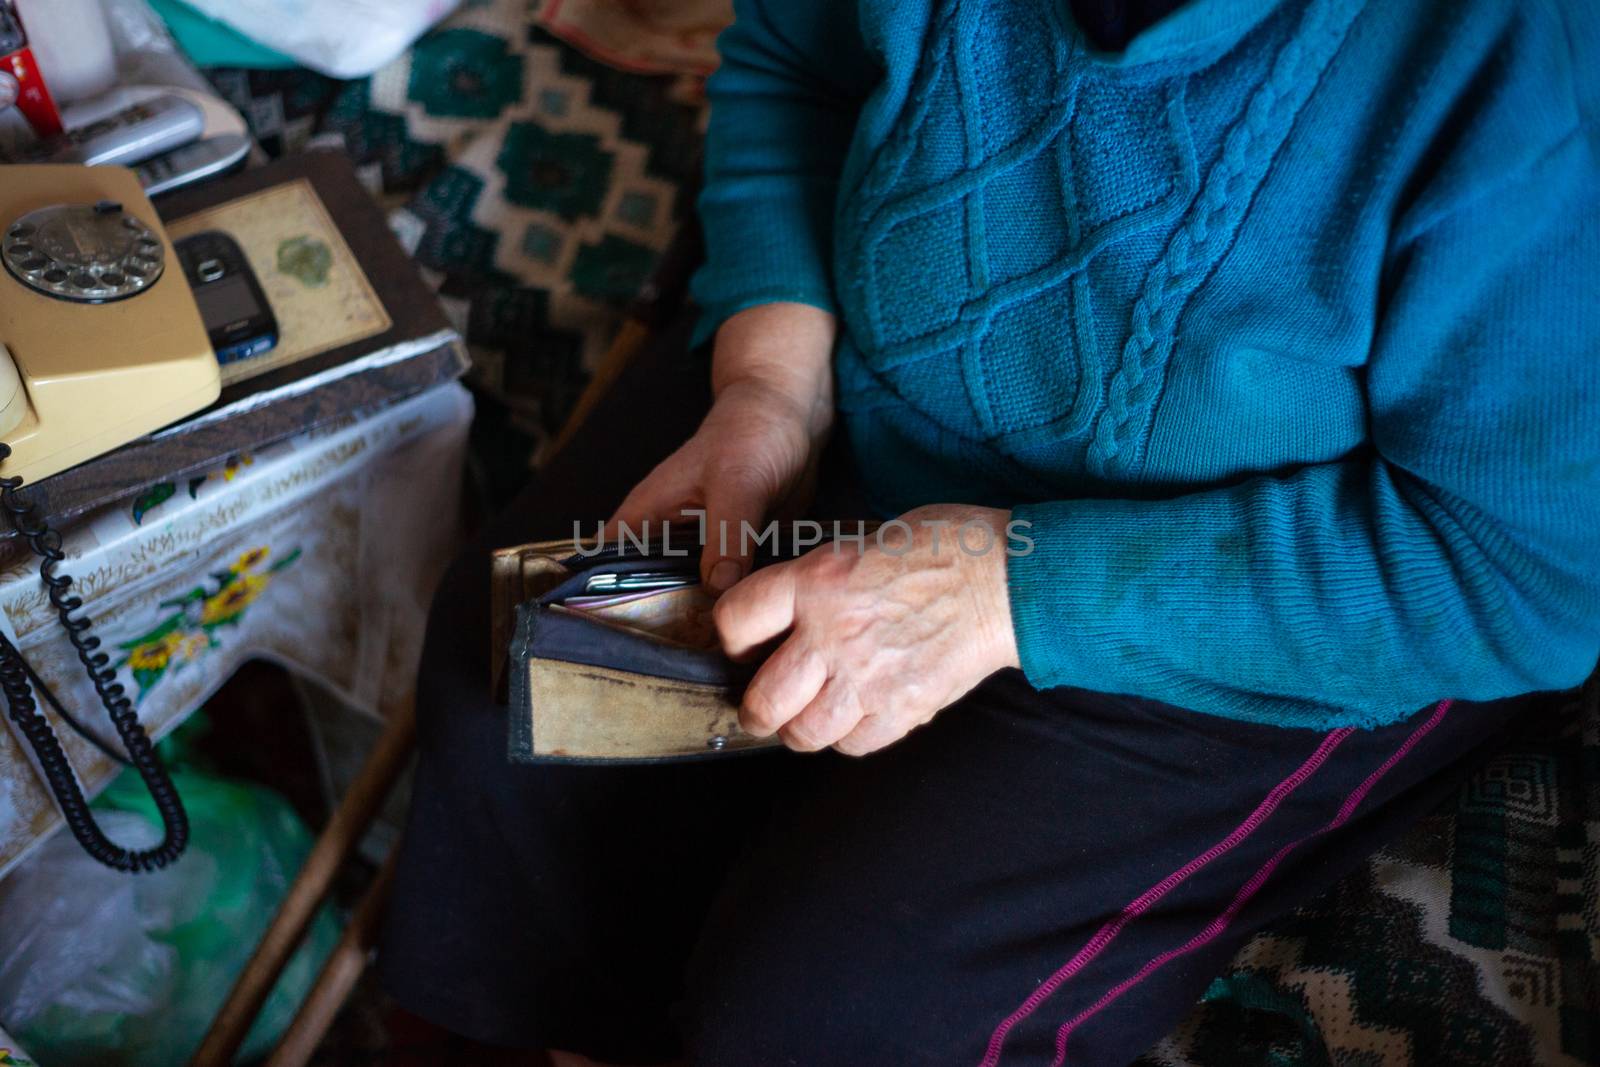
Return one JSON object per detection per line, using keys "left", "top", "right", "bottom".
{"left": 714, "top": 561, "right": 797, "bottom": 660}
{"left": 779, "top": 675, "right": 868, "bottom": 752}
{"left": 832, "top": 712, "right": 920, "bottom": 757}
{"left": 699, "top": 461, "right": 778, "bottom": 593}
{"left": 738, "top": 633, "right": 827, "bottom": 738}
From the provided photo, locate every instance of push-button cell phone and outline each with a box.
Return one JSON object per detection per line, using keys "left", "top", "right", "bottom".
{"left": 175, "top": 230, "right": 278, "bottom": 364}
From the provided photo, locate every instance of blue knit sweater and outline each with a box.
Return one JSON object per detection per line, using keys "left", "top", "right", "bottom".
{"left": 690, "top": 0, "right": 1600, "bottom": 729}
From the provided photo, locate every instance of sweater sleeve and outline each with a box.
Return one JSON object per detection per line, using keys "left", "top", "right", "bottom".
{"left": 1008, "top": 122, "right": 1600, "bottom": 729}
{"left": 688, "top": 0, "right": 877, "bottom": 346}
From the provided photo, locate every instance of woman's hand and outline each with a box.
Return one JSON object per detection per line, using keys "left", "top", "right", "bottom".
{"left": 714, "top": 504, "right": 1022, "bottom": 755}
{"left": 609, "top": 303, "right": 836, "bottom": 592}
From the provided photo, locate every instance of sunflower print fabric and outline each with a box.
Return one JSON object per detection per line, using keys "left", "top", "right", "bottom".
{"left": 115, "top": 546, "right": 303, "bottom": 701}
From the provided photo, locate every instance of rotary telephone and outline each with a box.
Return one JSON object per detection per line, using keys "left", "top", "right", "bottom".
{"left": 0, "top": 164, "right": 221, "bottom": 870}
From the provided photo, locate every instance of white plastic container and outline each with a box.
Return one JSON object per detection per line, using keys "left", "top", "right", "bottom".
{"left": 14, "top": 0, "right": 118, "bottom": 103}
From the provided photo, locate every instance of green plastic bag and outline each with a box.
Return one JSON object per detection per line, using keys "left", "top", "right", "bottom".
{"left": 0, "top": 719, "right": 340, "bottom": 1066}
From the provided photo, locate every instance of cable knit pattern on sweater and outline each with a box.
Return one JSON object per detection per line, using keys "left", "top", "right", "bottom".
{"left": 1086, "top": 0, "right": 1360, "bottom": 475}
{"left": 691, "top": 0, "right": 1600, "bottom": 728}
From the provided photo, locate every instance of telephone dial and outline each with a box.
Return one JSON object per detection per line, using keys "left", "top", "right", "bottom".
{"left": 0, "top": 164, "right": 221, "bottom": 870}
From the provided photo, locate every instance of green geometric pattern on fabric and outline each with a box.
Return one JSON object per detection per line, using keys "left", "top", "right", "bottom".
{"left": 202, "top": 0, "right": 700, "bottom": 500}
{"left": 468, "top": 286, "right": 581, "bottom": 366}
{"left": 480, "top": 288, "right": 587, "bottom": 419}
{"left": 1142, "top": 867, "right": 1539, "bottom": 1066}
{"left": 495, "top": 124, "right": 615, "bottom": 219}
{"left": 571, "top": 234, "right": 659, "bottom": 301}
{"left": 1188, "top": 972, "right": 1334, "bottom": 1067}
{"left": 408, "top": 28, "right": 526, "bottom": 119}
{"left": 201, "top": 67, "right": 343, "bottom": 162}
{"left": 464, "top": 284, "right": 588, "bottom": 499}
{"left": 279, "top": 69, "right": 338, "bottom": 118}
{"left": 1141, "top": 685, "right": 1600, "bottom": 1066}
{"left": 325, "top": 80, "right": 446, "bottom": 194}
{"left": 1450, "top": 807, "right": 1513, "bottom": 949}
{"left": 408, "top": 166, "right": 509, "bottom": 282}
{"left": 535, "top": 27, "right": 704, "bottom": 188}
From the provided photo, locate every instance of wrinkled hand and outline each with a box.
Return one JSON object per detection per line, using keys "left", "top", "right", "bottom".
{"left": 609, "top": 303, "right": 835, "bottom": 592}
{"left": 715, "top": 504, "right": 1022, "bottom": 755}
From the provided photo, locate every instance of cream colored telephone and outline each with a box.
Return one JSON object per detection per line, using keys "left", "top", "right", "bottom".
{"left": 0, "top": 164, "right": 219, "bottom": 484}
{"left": 0, "top": 165, "right": 218, "bottom": 872}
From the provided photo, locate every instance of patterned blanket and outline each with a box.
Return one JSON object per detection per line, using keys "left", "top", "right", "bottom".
{"left": 1143, "top": 682, "right": 1599, "bottom": 1066}
{"left": 205, "top": 0, "right": 709, "bottom": 501}
{"left": 193, "top": 5, "right": 1599, "bottom": 1061}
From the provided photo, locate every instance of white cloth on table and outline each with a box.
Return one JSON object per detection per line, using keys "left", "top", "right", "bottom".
{"left": 0, "top": 382, "right": 473, "bottom": 879}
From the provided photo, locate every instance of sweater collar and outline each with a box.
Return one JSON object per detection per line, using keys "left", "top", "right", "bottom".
{"left": 1062, "top": 0, "right": 1289, "bottom": 68}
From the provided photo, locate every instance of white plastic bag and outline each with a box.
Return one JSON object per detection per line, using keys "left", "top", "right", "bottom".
{"left": 0, "top": 813, "right": 185, "bottom": 1064}
{"left": 0, "top": 762, "right": 339, "bottom": 1066}
{"left": 169, "top": 0, "right": 461, "bottom": 78}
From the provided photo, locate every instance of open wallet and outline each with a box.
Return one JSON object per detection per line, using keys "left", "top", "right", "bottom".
{"left": 491, "top": 535, "right": 783, "bottom": 763}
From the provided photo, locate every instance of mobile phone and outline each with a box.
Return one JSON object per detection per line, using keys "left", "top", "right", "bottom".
{"left": 174, "top": 231, "right": 278, "bottom": 364}
{"left": 582, "top": 570, "right": 699, "bottom": 594}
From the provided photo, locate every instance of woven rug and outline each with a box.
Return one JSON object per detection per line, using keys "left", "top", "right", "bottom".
{"left": 205, "top": 0, "right": 710, "bottom": 500}
{"left": 1141, "top": 681, "right": 1600, "bottom": 1066}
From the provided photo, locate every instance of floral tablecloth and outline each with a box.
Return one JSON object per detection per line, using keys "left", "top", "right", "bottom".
{"left": 0, "top": 1025, "right": 33, "bottom": 1066}
{"left": 0, "top": 383, "right": 473, "bottom": 881}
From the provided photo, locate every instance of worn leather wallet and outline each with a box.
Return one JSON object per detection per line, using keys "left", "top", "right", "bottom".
{"left": 490, "top": 536, "right": 781, "bottom": 763}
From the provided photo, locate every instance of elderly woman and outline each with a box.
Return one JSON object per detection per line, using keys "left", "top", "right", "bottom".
{"left": 380, "top": 0, "right": 1599, "bottom": 1063}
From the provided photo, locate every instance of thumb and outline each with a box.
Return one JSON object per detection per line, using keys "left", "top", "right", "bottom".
{"left": 699, "top": 467, "right": 775, "bottom": 594}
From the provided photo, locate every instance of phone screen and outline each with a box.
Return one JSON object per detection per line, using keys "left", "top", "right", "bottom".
{"left": 194, "top": 274, "right": 261, "bottom": 329}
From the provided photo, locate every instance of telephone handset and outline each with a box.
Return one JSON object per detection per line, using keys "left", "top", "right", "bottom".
{"left": 0, "top": 164, "right": 222, "bottom": 870}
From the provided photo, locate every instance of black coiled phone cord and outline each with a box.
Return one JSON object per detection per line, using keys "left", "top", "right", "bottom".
{"left": 0, "top": 443, "right": 188, "bottom": 872}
